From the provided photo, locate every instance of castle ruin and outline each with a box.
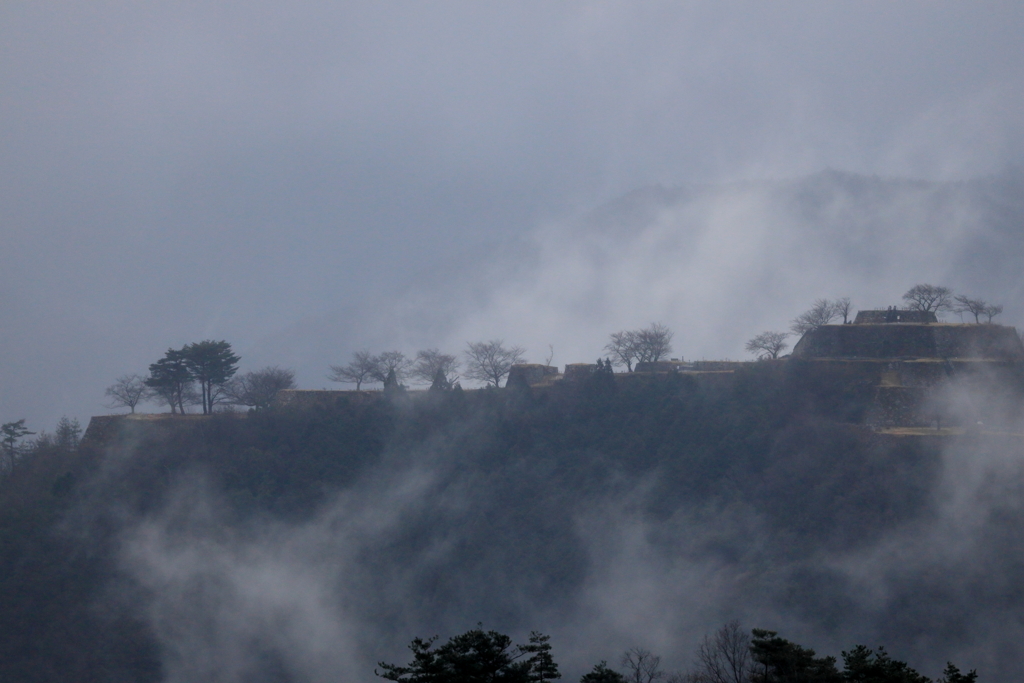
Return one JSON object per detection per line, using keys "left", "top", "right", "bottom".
{"left": 790, "top": 310, "right": 1024, "bottom": 430}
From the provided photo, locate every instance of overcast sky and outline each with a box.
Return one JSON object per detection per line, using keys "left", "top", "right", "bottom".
{"left": 3, "top": 2, "right": 1024, "bottom": 430}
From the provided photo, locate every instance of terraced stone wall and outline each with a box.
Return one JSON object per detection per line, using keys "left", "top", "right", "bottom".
{"left": 792, "top": 324, "right": 1024, "bottom": 360}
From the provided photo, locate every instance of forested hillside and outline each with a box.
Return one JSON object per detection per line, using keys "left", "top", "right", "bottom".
{"left": 1, "top": 366, "right": 1022, "bottom": 681}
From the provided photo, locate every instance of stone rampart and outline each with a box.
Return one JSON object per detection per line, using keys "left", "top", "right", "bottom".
{"left": 854, "top": 309, "right": 937, "bottom": 324}
{"left": 563, "top": 363, "right": 598, "bottom": 382}
{"left": 792, "top": 324, "right": 1024, "bottom": 360}
{"left": 684, "top": 371, "right": 738, "bottom": 392}
{"left": 81, "top": 415, "right": 124, "bottom": 447}
{"left": 689, "top": 361, "right": 750, "bottom": 372}
{"left": 273, "top": 389, "right": 376, "bottom": 409}
{"left": 865, "top": 386, "right": 929, "bottom": 428}
{"left": 633, "top": 360, "right": 688, "bottom": 373}
{"left": 81, "top": 413, "right": 246, "bottom": 449}
{"left": 507, "top": 364, "right": 559, "bottom": 386}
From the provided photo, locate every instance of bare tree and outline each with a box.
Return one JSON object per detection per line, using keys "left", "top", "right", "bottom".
{"left": 605, "top": 330, "right": 641, "bottom": 371}
{"left": 745, "top": 331, "right": 790, "bottom": 359}
{"left": 689, "top": 621, "right": 752, "bottom": 683}
{"left": 953, "top": 295, "right": 988, "bottom": 323}
{"left": 635, "top": 323, "right": 674, "bottom": 363}
{"left": 150, "top": 381, "right": 201, "bottom": 413}
{"left": 834, "top": 296, "right": 853, "bottom": 324}
{"left": 328, "top": 351, "right": 378, "bottom": 390}
{"left": 902, "top": 284, "right": 953, "bottom": 313}
{"left": 464, "top": 340, "right": 526, "bottom": 387}
{"left": 371, "top": 351, "right": 414, "bottom": 385}
{"left": 105, "top": 373, "right": 151, "bottom": 413}
{"left": 607, "top": 324, "right": 674, "bottom": 370}
{"left": 791, "top": 298, "right": 840, "bottom": 334}
{"left": 621, "top": 648, "right": 665, "bottom": 683}
{"left": 226, "top": 367, "right": 296, "bottom": 410}
{"left": 147, "top": 382, "right": 170, "bottom": 412}
{"left": 427, "top": 367, "right": 454, "bottom": 391}
{"left": 412, "top": 349, "right": 460, "bottom": 386}
{"left": 983, "top": 303, "right": 1004, "bottom": 323}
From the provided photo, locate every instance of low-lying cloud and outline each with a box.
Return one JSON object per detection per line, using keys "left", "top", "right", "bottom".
{"left": 116, "top": 375, "right": 1024, "bottom": 681}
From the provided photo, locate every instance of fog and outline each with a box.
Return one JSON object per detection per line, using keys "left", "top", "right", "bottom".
{"left": 3, "top": 2, "right": 1024, "bottom": 430}
{"left": 111, "top": 375, "right": 1024, "bottom": 682}
{"left": 5, "top": 5, "right": 1024, "bottom": 679}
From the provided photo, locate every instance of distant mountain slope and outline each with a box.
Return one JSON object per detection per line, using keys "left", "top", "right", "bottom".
{"left": 3, "top": 372, "right": 1022, "bottom": 681}
{"left": 575, "top": 168, "right": 1024, "bottom": 300}
{"left": 438, "top": 169, "right": 1024, "bottom": 365}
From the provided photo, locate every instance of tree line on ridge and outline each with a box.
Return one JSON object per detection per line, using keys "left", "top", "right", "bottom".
{"left": 377, "top": 622, "right": 978, "bottom": 683}
{"left": 744, "top": 284, "right": 1008, "bottom": 361}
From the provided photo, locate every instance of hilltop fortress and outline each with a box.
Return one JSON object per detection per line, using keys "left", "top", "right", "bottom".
{"left": 266, "top": 310, "right": 1023, "bottom": 433}
{"left": 494, "top": 310, "right": 1024, "bottom": 432}
{"left": 786, "top": 310, "right": 1024, "bottom": 430}
{"left": 84, "top": 310, "right": 1024, "bottom": 445}
{"left": 793, "top": 310, "right": 1022, "bottom": 360}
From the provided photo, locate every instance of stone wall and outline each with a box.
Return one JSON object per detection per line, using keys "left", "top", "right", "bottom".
{"left": 273, "top": 389, "right": 376, "bottom": 409}
{"left": 854, "top": 309, "right": 937, "bottom": 324}
{"left": 562, "top": 363, "right": 597, "bottom": 382}
{"left": 684, "top": 371, "right": 738, "bottom": 392}
{"left": 507, "top": 364, "right": 559, "bottom": 386}
{"left": 689, "top": 360, "right": 750, "bottom": 372}
{"left": 865, "top": 386, "right": 930, "bottom": 428}
{"left": 792, "top": 324, "right": 1024, "bottom": 360}
{"left": 81, "top": 413, "right": 246, "bottom": 449}
{"left": 633, "top": 360, "right": 749, "bottom": 372}
{"left": 81, "top": 415, "right": 124, "bottom": 447}
{"left": 633, "top": 360, "right": 688, "bottom": 373}
{"left": 789, "top": 356, "right": 1024, "bottom": 429}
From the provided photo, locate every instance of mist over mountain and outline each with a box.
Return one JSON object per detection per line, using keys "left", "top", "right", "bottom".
{"left": 3, "top": 366, "right": 1022, "bottom": 681}
{"left": 7, "top": 164, "right": 1024, "bottom": 436}
{"left": 5, "top": 6, "right": 1024, "bottom": 681}
{"left": 418, "top": 168, "right": 1024, "bottom": 369}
